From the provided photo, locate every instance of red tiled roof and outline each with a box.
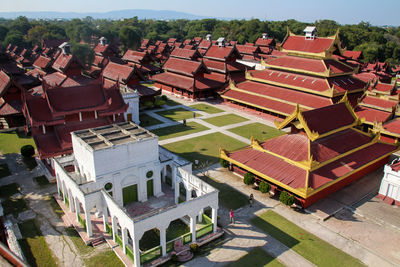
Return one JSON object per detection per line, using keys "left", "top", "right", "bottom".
{"left": 203, "top": 59, "right": 246, "bottom": 73}
{"left": 204, "top": 46, "right": 240, "bottom": 60}
{"left": 354, "top": 72, "right": 378, "bottom": 83}
{"left": 153, "top": 72, "right": 194, "bottom": 90}
{"left": 261, "top": 133, "right": 309, "bottom": 162}
{"left": 301, "top": 102, "right": 356, "bottom": 135}
{"left": 163, "top": 57, "right": 203, "bottom": 76}
{"left": 42, "top": 39, "right": 69, "bottom": 49}
{"left": 281, "top": 35, "right": 334, "bottom": 54}
{"left": 354, "top": 106, "right": 393, "bottom": 123}
{"left": 374, "top": 82, "right": 394, "bottom": 92}
{"left": 382, "top": 118, "right": 400, "bottom": 134}
{"left": 327, "top": 76, "right": 366, "bottom": 93}
{"left": 170, "top": 48, "right": 201, "bottom": 60}
{"left": 43, "top": 72, "right": 67, "bottom": 87}
{"left": 122, "top": 50, "right": 148, "bottom": 64}
{"left": 198, "top": 40, "right": 212, "bottom": 49}
{"left": 94, "top": 43, "right": 109, "bottom": 55}
{"left": 52, "top": 53, "right": 73, "bottom": 72}
{"left": 361, "top": 95, "right": 397, "bottom": 110}
{"left": 130, "top": 85, "right": 161, "bottom": 97}
{"left": 33, "top": 56, "right": 52, "bottom": 69}
{"left": 102, "top": 62, "right": 135, "bottom": 83}
{"left": 0, "top": 62, "right": 24, "bottom": 75}
{"left": 236, "top": 45, "right": 261, "bottom": 55}
{"left": 0, "top": 100, "right": 21, "bottom": 115}
{"left": 343, "top": 50, "right": 362, "bottom": 60}
{"left": 93, "top": 55, "right": 105, "bottom": 66}
{"left": 0, "top": 70, "right": 11, "bottom": 97}
{"left": 141, "top": 39, "right": 150, "bottom": 47}
{"left": 255, "top": 38, "right": 275, "bottom": 47}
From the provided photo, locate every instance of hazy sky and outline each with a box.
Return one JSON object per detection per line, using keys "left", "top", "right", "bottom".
{"left": 2, "top": 0, "right": 400, "bottom": 26}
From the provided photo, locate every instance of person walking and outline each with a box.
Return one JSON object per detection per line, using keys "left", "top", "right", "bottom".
{"left": 229, "top": 209, "right": 234, "bottom": 224}
{"left": 249, "top": 193, "right": 254, "bottom": 207}
{"left": 193, "top": 111, "right": 196, "bottom": 119}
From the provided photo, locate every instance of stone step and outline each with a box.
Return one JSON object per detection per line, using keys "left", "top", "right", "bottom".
{"left": 177, "top": 249, "right": 193, "bottom": 262}
{"left": 91, "top": 237, "right": 105, "bottom": 246}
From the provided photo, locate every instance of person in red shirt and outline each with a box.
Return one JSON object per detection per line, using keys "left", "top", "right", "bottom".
{"left": 229, "top": 209, "right": 234, "bottom": 224}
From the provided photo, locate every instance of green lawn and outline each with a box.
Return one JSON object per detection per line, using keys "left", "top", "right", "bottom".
{"left": 33, "top": 175, "right": 50, "bottom": 187}
{"left": 0, "top": 131, "right": 36, "bottom": 154}
{"left": 228, "top": 247, "right": 284, "bottom": 267}
{"left": 166, "top": 219, "right": 190, "bottom": 241}
{"left": 45, "top": 195, "right": 64, "bottom": 218}
{"left": 18, "top": 219, "right": 57, "bottom": 267}
{"left": 165, "top": 99, "right": 181, "bottom": 106}
{"left": 163, "top": 132, "right": 247, "bottom": 165}
{"left": 251, "top": 210, "right": 365, "bottom": 267}
{"left": 0, "top": 163, "right": 11, "bottom": 178}
{"left": 199, "top": 175, "right": 248, "bottom": 210}
{"left": 156, "top": 108, "right": 202, "bottom": 121}
{"left": 203, "top": 114, "right": 248, "bottom": 127}
{"left": 139, "top": 113, "right": 162, "bottom": 127}
{"left": 228, "top": 122, "right": 284, "bottom": 142}
{"left": 151, "top": 122, "right": 209, "bottom": 140}
{"left": 190, "top": 103, "right": 224, "bottom": 114}
{"left": 84, "top": 250, "right": 125, "bottom": 267}
{"left": 65, "top": 227, "right": 94, "bottom": 255}
{"left": 0, "top": 183, "right": 20, "bottom": 198}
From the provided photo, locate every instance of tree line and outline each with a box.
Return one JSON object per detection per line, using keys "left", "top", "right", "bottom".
{"left": 1, "top": 16, "right": 399, "bottom": 64}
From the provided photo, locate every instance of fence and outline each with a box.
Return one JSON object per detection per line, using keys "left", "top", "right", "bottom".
{"left": 140, "top": 245, "right": 162, "bottom": 264}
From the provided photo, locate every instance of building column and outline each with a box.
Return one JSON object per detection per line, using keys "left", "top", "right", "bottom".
{"left": 75, "top": 198, "right": 80, "bottom": 222}
{"left": 186, "top": 186, "right": 190, "bottom": 201}
{"left": 160, "top": 227, "right": 167, "bottom": 256}
{"left": 56, "top": 177, "right": 61, "bottom": 197}
{"left": 190, "top": 215, "right": 196, "bottom": 243}
{"left": 133, "top": 236, "right": 141, "bottom": 267}
{"left": 68, "top": 191, "right": 75, "bottom": 212}
{"left": 84, "top": 206, "right": 93, "bottom": 237}
{"left": 174, "top": 180, "right": 179, "bottom": 204}
{"left": 62, "top": 183, "right": 66, "bottom": 203}
{"left": 112, "top": 216, "right": 117, "bottom": 242}
{"left": 102, "top": 206, "right": 109, "bottom": 232}
{"left": 122, "top": 228, "right": 127, "bottom": 255}
{"left": 212, "top": 208, "right": 218, "bottom": 233}
{"left": 198, "top": 209, "right": 204, "bottom": 223}
{"left": 172, "top": 167, "right": 177, "bottom": 188}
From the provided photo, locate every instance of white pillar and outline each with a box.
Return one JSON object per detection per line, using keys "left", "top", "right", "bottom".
{"left": 186, "top": 186, "right": 190, "bottom": 201}
{"left": 174, "top": 180, "right": 179, "bottom": 204}
{"left": 212, "top": 208, "right": 218, "bottom": 233}
{"left": 172, "top": 167, "right": 177, "bottom": 187}
{"left": 62, "top": 183, "right": 66, "bottom": 203}
{"left": 198, "top": 209, "right": 204, "bottom": 223}
{"left": 133, "top": 236, "right": 141, "bottom": 267}
{"left": 102, "top": 206, "right": 108, "bottom": 232}
{"left": 112, "top": 217, "right": 117, "bottom": 242}
{"left": 68, "top": 192, "right": 74, "bottom": 212}
{"left": 75, "top": 198, "right": 80, "bottom": 222}
{"left": 190, "top": 215, "right": 196, "bottom": 243}
{"left": 84, "top": 207, "right": 93, "bottom": 237}
{"left": 160, "top": 227, "right": 167, "bottom": 256}
{"left": 122, "top": 228, "right": 127, "bottom": 254}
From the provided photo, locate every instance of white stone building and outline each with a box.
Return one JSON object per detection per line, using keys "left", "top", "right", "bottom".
{"left": 379, "top": 158, "right": 400, "bottom": 205}
{"left": 54, "top": 122, "right": 219, "bottom": 266}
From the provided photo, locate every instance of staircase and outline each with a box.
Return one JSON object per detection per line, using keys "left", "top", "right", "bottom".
{"left": 174, "top": 238, "right": 193, "bottom": 262}
{"left": 0, "top": 117, "right": 9, "bottom": 129}
{"left": 91, "top": 236, "right": 106, "bottom": 247}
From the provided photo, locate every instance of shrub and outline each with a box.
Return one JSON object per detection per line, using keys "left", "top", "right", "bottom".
{"left": 20, "top": 145, "right": 34, "bottom": 158}
{"left": 144, "top": 101, "right": 153, "bottom": 109}
{"left": 161, "top": 95, "right": 168, "bottom": 101}
{"left": 190, "top": 243, "right": 199, "bottom": 253}
{"left": 279, "top": 191, "right": 295, "bottom": 206}
{"left": 154, "top": 99, "right": 166, "bottom": 108}
{"left": 171, "top": 253, "right": 178, "bottom": 262}
{"left": 259, "top": 181, "right": 271, "bottom": 194}
{"left": 243, "top": 172, "right": 255, "bottom": 185}
{"left": 219, "top": 158, "right": 229, "bottom": 168}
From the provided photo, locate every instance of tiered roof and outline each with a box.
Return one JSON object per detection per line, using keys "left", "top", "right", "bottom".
{"left": 221, "top": 100, "right": 398, "bottom": 206}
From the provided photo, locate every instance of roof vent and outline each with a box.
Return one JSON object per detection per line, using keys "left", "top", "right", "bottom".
{"left": 59, "top": 42, "right": 71, "bottom": 55}
{"left": 99, "top": 37, "right": 108, "bottom": 46}
{"left": 217, "top": 37, "right": 225, "bottom": 47}
{"left": 262, "top": 33, "right": 268, "bottom": 39}
{"left": 304, "top": 26, "right": 317, "bottom": 40}
{"left": 206, "top": 34, "right": 212, "bottom": 41}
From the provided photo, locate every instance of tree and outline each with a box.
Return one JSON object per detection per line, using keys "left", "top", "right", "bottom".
{"left": 3, "top": 31, "right": 24, "bottom": 47}
{"left": 71, "top": 43, "right": 94, "bottom": 66}
{"left": 243, "top": 173, "right": 255, "bottom": 185}
{"left": 0, "top": 26, "right": 9, "bottom": 42}
{"left": 26, "top": 25, "right": 47, "bottom": 46}
{"left": 119, "top": 26, "right": 141, "bottom": 51}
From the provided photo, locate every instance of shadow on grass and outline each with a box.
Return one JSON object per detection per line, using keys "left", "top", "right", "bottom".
{"left": 0, "top": 163, "right": 11, "bottom": 178}
{"left": 22, "top": 157, "right": 37, "bottom": 170}
{"left": 227, "top": 247, "right": 284, "bottom": 267}
{"left": 0, "top": 183, "right": 20, "bottom": 198}
{"left": 16, "top": 131, "right": 32, "bottom": 139}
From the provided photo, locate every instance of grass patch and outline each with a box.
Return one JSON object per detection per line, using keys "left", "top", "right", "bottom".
{"left": 190, "top": 103, "right": 223, "bottom": 114}
{"left": 140, "top": 113, "right": 162, "bottom": 127}
{"left": 200, "top": 176, "right": 248, "bottom": 210}
{"left": 84, "top": 249, "right": 125, "bottom": 267}
{"left": 165, "top": 99, "right": 181, "bottom": 106}
{"left": 163, "top": 132, "right": 247, "bottom": 165}
{"left": 228, "top": 247, "right": 284, "bottom": 267}
{"left": 33, "top": 175, "right": 49, "bottom": 186}
{"left": 228, "top": 122, "right": 284, "bottom": 142}
{"left": 0, "top": 131, "right": 36, "bottom": 154}
{"left": 45, "top": 195, "right": 64, "bottom": 218}
{"left": 156, "top": 107, "right": 202, "bottom": 121}
{"left": 18, "top": 219, "right": 57, "bottom": 267}
{"left": 140, "top": 229, "right": 160, "bottom": 251}
{"left": 151, "top": 121, "right": 209, "bottom": 140}
{"left": 22, "top": 157, "right": 38, "bottom": 170}
{"left": 0, "top": 183, "right": 20, "bottom": 198}
{"left": 251, "top": 210, "right": 365, "bottom": 267}
{"left": 203, "top": 114, "right": 248, "bottom": 127}
{"left": 0, "top": 163, "right": 11, "bottom": 178}
{"left": 65, "top": 227, "right": 94, "bottom": 255}
{"left": 2, "top": 198, "right": 28, "bottom": 215}
{"left": 166, "top": 219, "right": 190, "bottom": 241}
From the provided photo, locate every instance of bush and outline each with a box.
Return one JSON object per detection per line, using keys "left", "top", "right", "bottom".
{"left": 259, "top": 181, "right": 271, "bottom": 194}
{"left": 20, "top": 145, "right": 34, "bottom": 158}
{"left": 144, "top": 101, "right": 153, "bottom": 109}
{"left": 279, "top": 191, "right": 295, "bottom": 206}
{"left": 190, "top": 243, "right": 199, "bottom": 253}
{"left": 243, "top": 172, "right": 255, "bottom": 185}
{"left": 219, "top": 158, "right": 229, "bottom": 168}
{"left": 171, "top": 253, "right": 178, "bottom": 262}
{"left": 154, "top": 99, "right": 166, "bottom": 108}
{"left": 161, "top": 95, "right": 168, "bottom": 101}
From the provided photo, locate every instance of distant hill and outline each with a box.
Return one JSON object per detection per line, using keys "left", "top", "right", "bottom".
{"left": 0, "top": 9, "right": 216, "bottom": 20}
